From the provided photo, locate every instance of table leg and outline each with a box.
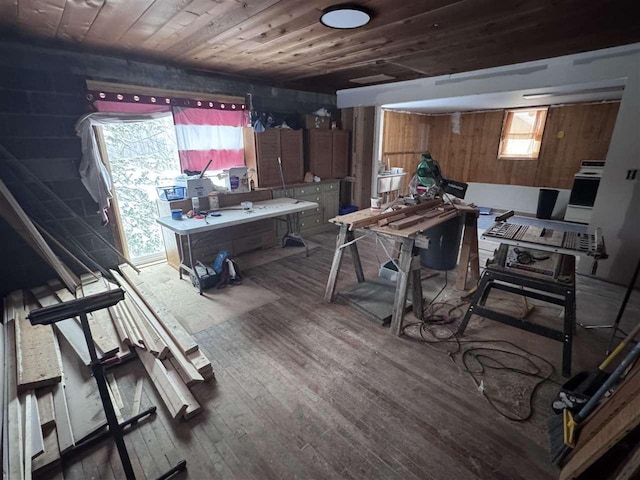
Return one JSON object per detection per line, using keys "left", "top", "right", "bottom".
{"left": 390, "top": 238, "right": 415, "bottom": 336}
{"left": 456, "top": 213, "right": 480, "bottom": 291}
{"left": 346, "top": 230, "right": 365, "bottom": 283}
{"left": 411, "top": 263, "right": 424, "bottom": 321}
{"left": 325, "top": 225, "right": 348, "bottom": 302}
{"left": 178, "top": 235, "right": 185, "bottom": 280}
{"left": 186, "top": 234, "right": 202, "bottom": 295}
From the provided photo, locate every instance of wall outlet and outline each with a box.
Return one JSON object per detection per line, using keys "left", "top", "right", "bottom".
{"left": 626, "top": 169, "right": 638, "bottom": 180}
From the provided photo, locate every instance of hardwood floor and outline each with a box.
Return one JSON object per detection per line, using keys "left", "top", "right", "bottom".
{"left": 60, "top": 227, "right": 638, "bottom": 480}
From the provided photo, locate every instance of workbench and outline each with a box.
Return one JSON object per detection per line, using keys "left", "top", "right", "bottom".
{"left": 157, "top": 198, "right": 319, "bottom": 293}
{"left": 324, "top": 199, "right": 480, "bottom": 335}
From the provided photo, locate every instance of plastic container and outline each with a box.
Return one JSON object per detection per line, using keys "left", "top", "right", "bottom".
{"left": 537, "top": 188, "right": 559, "bottom": 219}
{"left": 419, "top": 216, "right": 464, "bottom": 270}
{"left": 339, "top": 205, "right": 358, "bottom": 215}
{"left": 171, "top": 209, "right": 182, "bottom": 220}
{"left": 156, "top": 186, "right": 186, "bottom": 201}
{"left": 379, "top": 261, "right": 399, "bottom": 282}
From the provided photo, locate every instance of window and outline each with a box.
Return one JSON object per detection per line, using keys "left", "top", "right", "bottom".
{"left": 498, "top": 108, "right": 548, "bottom": 159}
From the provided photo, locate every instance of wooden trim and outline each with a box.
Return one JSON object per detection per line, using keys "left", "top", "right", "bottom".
{"left": 93, "top": 126, "right": 130, "bottom": 262}
{"left": 86, "top": 80, "right": 244, "bottom": 105}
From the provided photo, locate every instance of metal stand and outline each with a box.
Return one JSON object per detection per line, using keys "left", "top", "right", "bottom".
{"left": 457, "top": 245, "right": 577, "bottom": 377}
{"left": 27, "top": 289, "right": 187, "bottom": 480}
{"left": 281, "top": 212, "right": 309, "bottom": 257}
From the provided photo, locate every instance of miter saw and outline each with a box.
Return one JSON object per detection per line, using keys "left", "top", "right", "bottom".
{"left": 416, "top": 152, "right": 468, "bottom": 199}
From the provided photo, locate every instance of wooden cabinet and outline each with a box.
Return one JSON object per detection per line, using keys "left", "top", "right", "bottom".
{"left": 247, "top": 129, "right": 304, "bottom": 188}
{"left": 306, "top": 130, "right": 333, "bottom": 179}
{"left": 305, "top": 130, "right": 349, "bottom": 180}
{"left": 271, "top": 180, "right": 340, "bottom": 237}
{"left": 279, "top": 130, "right": 304, "bottom": 185}
{"left": 331, "top": 130, "right": 349, "bottom": 178}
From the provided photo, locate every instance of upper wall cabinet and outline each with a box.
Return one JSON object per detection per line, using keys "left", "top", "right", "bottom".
{"left": 245, "top": 129, "right": 304, "bottom": 187}
{"left": 305, "top": 130, "right": 349, "bottom": 180}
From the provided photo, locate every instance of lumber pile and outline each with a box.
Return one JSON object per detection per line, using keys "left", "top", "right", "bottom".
{"left": 1, "top": 270, "right": 213, "bottom": 478}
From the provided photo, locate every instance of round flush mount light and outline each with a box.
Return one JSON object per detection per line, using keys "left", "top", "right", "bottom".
{"left": 320, "top": 4, "right": 372, "bottom": 29}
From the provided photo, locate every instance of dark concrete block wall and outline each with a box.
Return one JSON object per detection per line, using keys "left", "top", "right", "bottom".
{"left": 0, "top": 64, "right": 114, "bottom": 296}
{"left": 0, "top": 40, "right": 336, "bottom": 297}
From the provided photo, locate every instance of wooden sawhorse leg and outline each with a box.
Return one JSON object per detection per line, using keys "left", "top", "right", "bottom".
{"left": 390, "top": 237, "right": 421, "bottom": 336}
{"left": 456, "top": 212, "right": 480, "bottom": 291}
{"left": 324, "top": 225, "right": 365, "bottom": 302}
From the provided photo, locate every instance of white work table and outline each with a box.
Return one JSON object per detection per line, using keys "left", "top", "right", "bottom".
{"left": 157, "top": 198, "right": 318, "bottom": 234}
{"left": 157, "top": 197, "right": 319, "bottom": 293}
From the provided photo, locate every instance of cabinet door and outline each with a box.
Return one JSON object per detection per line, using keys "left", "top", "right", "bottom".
{"left": 279, "top": 130, "right": 304, "bottom": 184}
{"left": 255, "top": 130, "right": 281, "bottom": 187}
{"left": 331, "top": 130, "right": 349, "bottom": 179}
{"left": 307, "top": 130, "right": 333, "bottom": 179}
{"left": 323, "top": 191, "right": 339, "bottom": 223}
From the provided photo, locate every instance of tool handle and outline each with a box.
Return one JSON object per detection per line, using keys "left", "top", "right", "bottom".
{"left": 576, "top": 340, "right": 640, "bottom": 423}
{"left": 600, "top": 321, "right": 640, "bottom": 370}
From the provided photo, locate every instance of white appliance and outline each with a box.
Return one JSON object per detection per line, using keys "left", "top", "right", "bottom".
{"left": 564, "top": 160, "right": 605, "bottom": 224}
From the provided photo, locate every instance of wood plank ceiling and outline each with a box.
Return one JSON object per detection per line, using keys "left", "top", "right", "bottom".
{"left": 0, "top": 0, "right": 639, "bottom": 93}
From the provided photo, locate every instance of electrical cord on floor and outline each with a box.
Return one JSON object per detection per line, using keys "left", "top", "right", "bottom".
{"left": 401, "top": 271, "right": 560, "bottom": 422}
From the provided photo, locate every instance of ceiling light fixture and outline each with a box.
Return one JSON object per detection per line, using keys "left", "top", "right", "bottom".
{"left": 320, "top": 4, "right": 372, "bottom": 29}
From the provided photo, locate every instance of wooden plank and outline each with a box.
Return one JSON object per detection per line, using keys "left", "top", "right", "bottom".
{"left": 57, "top": 331, "right": 107, "bottom": 443}
{"left": 164, "top": 360, "right": 202, "bottom": 420}
{"left": 36, "top": 390, "right": 55, "bottom": 432}
{"left": 186, "top": 349, "right": 213, "bottom": 375}
{"left": 107, "top": 374, "right": 124, "bottom": 411}
{"left": 388, "top": 215, "right": 424, "bottom": 230}
{"left": 0, "top": 177, "right": 78, "bottom": 292}
{"left": 118, "top": 266, "right": 198, "bottom": 355}
{"left": 132, "top": 378, "right": 144, "bottom": 416}
{"left": 6, "top": 316, "right": 25, "bottom": 480}
{"left": 15, "top": 298, "right": 62, "bottom": 390}
{"left": 560, "top": 390, "right": 640, "bottom": 480}
{"left": 377, "top": 213, "right": 406, "bottom": 227}
{"left": 78, "top": 277, "right": 121, "bottom": 358}
{"left": 336, "top": 198, "right": 442, "bottom": 230}
{"left": 50, "top": 382, "right": 74, "bottom": 454}
{"left": 0, "top": 307, "right": 5, "bottom": 477}
{"left": 31, "top": 284, "right": 93, "bottom": 366}
{"left": 121, "top": 295, "right": 164, "bottom": 355}
{"left": 23, "top": 390, "right": 44, "bottom": 460}
{"left": 23, "top": 391, "right": 32, "bottom": 480}
{"left": 111, "top": 271, "right": 169, "bottom": 356}
{"left": 32, "top": 425, "right": 61, "bottom": 475}
{"left": 137, "top": 348, "right": 188, "bottom": 420}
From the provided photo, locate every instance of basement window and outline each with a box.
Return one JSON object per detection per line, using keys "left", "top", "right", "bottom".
{"left": 498, "top": 108, "right": 548, "bottom": 160}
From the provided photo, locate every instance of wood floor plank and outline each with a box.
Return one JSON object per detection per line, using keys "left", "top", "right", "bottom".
{"left": 58, "top": 229, "right": 639, "bottom": 480}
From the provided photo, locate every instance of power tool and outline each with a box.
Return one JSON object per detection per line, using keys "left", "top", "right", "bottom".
{"left": 416, "top": 152, "right": 468, "bottom": 199}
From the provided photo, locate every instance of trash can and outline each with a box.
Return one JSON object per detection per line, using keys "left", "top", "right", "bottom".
{"left": 419, "top": 216, "right": 464, "bottom": 270}
{"left": 536, "top": 188, "right": 559, "bottom": 219}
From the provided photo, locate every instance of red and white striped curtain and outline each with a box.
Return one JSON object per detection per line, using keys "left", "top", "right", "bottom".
{"left": 172, "top": 107, "right": 247, "bottom": 172}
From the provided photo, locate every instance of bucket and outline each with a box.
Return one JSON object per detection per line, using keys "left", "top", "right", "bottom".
{"left": 419, "top": 216, "right": 464, "bottom": 270}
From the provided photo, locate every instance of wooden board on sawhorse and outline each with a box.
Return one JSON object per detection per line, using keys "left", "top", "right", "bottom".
{"left": 325, "top": 202, "right": 480, "bottom": 337}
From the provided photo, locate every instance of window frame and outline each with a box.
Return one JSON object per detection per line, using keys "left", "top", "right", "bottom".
{"left": 498, "top": 107, "right": 548, "bottom": 160}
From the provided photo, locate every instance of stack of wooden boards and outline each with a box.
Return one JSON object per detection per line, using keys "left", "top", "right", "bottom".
{"left": 560, "top": 361, "right": 640, "bottom": 480}
{"left": 1, "top": 267, "right": 214, "bottom": 478}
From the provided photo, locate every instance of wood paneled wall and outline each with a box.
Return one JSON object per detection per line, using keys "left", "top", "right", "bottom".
{"left": 382, "top": 102, "right": 620, "bottom": 192}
